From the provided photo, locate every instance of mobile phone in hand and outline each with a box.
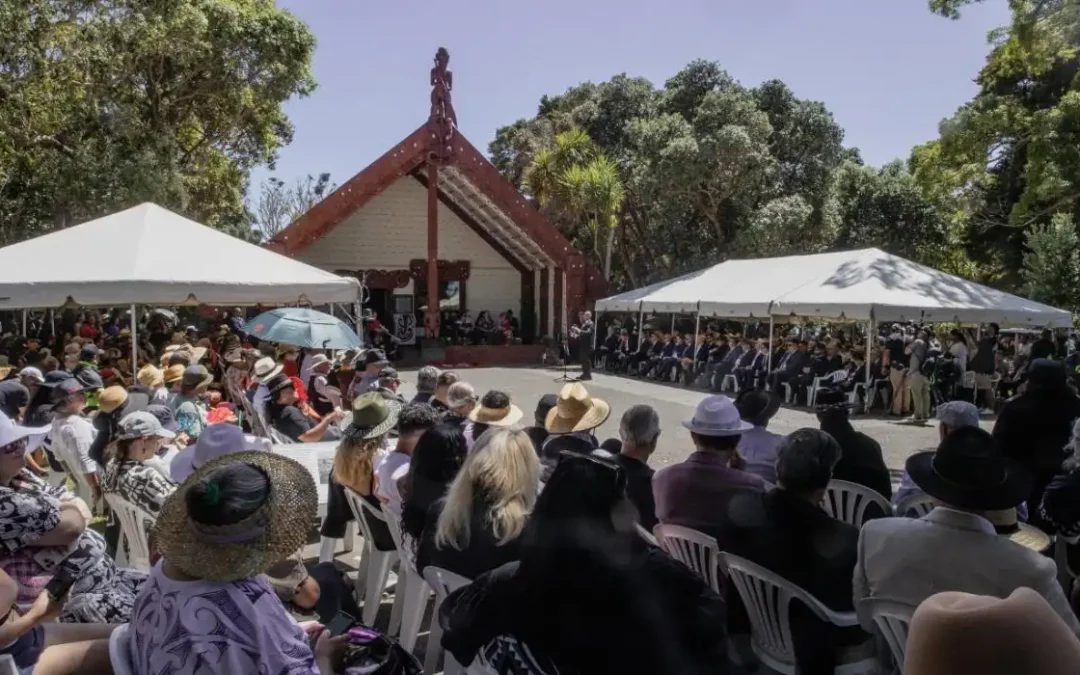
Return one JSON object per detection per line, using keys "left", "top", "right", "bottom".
{"left": 326, "top": 610, "right": 355, "bottom": 637}
{"left": 44, "top": 573, "right": 75, "bottom": 602}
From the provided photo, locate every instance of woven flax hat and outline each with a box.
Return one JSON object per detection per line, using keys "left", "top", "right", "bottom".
{"left": 154, "top": 451, "right": 317, "bottom": 582}
{"left": 545, "top": 382, "right": 610, "bottom": 434}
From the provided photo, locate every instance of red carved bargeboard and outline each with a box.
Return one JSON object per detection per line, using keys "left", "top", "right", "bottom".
{"left": 408, "top": 259, "right": 470, "bottom": 282}
{"left": 335, "top": 269, "right": 412, "bottom": 289}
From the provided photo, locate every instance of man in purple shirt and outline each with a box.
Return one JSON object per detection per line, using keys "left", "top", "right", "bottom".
{"left": 654, "top": 395, "right": 767, "bottom": 540}
{"left": 734, "top": 388, "right": 785, "bottom": 484}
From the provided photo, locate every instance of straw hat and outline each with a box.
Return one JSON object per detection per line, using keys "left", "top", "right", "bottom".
{"left": 154, "top": 451, "right": 317, "bottom": 582}
{"left": 137, "top": 365, "right": 164, "bottom": 389}
{"left": 906, "top": 588, "right": 1080, "bottom": 675}
{"left": 544, "top": 383, "right": 610, "bottom": 434}
{"left": 984, "top": 508, "right": 1051, "bottom": 552}
{"left": 163, "top": 364, "right": 185, "bottom": 385}
{"left": 97, "top": 386, "right": 128, "bottom": 414}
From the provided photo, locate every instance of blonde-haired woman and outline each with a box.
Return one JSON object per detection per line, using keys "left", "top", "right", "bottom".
{"left": 416, "top": 427, "right": 540, "bottom": 579}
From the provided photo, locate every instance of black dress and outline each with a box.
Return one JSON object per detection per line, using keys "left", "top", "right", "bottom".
{"left": 415, "top": 498, "right": 523, "bottom": 580}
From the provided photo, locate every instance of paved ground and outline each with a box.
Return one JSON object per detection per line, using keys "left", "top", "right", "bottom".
{"left": 390, "top": 365, "right": 995, "bottom": 472}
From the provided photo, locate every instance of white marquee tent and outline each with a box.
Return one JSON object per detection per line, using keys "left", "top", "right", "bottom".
{"left": 0, "top": 202, "right": 361, "bottom": 309}
{"left": 596, "top": 248, "right": 1073, "bottom": 328}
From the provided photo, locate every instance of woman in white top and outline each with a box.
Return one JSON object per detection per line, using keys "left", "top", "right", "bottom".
{"left": 949, "top": 329, "right": 970, "bottom": 373}
{"left": 48, "top": 380, "right": 100, "bottom": 506}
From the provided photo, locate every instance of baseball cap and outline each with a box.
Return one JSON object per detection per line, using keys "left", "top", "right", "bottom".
{"left": 936, "top": 401, "right": 980, "bottom": 429}
{"left": 18, "top": 367, "right": 44, "bottom": 385}
{"left": 51, "top": 378, "right": 85, "bottom": 402}
{"left": 41, "top": 370, "right": 73, "bottom": 388}
{"left": 364, "top": 349, "right": 388, "bottom": 367}
{"left": 74, "top": 369, "right": 104, "bottom": 391}
{"left": 117, "top": 411, "right": 176, "bottom": 441}
{"left": 80, "top": 344, "right": 102, "bottom": 359}
{"left": 378, "top": 367, "right": 400, "bottom": 382}
{"left": 144, "top": 404, "right": 179, "bottom": 432}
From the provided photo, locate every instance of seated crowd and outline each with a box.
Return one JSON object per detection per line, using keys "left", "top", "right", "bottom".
{"left": 2, "top": 311, "right": 1080, "bottom": 674}
{"left": 597, "top": 320, "right": 1077, "bottom": 421}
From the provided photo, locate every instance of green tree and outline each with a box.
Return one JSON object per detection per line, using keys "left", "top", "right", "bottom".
{"left": 0, "top": 0, "right": 316, "bottom": 244}
{"left": 1022, "top": 212, "right": 1080, "bottom": 311}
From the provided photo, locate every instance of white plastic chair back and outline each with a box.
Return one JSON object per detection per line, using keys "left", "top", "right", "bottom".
{"left": 480, "top": 636, "right": 556, "bottom": 675}
{"left": 423, "top": 566, "right": 473, "bottom": 601}
{"left": 268, "top": 426, "right": 295, "bottom": 445}
{"left": 422, "top": 566, "right": 475, "bottom": 675}
{"left": 0, "top": 655, "right": 18, "bottom": 675}
{"left": 821, "top": 480, "right": 892, "bottom": 528}
{"left": 104, "top": 494, "right": 156, "bottom": 571}
{"left": 858, "top": 597, "right": 915, "bottom": 672}
{"left": 655, "top": 524, "right": 722, "bottom": 593}
{"left": 718, "top": 552, "right": 861, "bottom": 674}
{"left": 108, "top": 623, "right": 136, "bottom": 675}
{"left": 894, "top": 492, "right": 936, "bottom": 518}
{"left": 381, "top": 504, "right": 416, "bottom": 571}
{"left": 344, "top": 487, "right": 386, "bottom": 545}
{"left": 635, "top": 523, "right": 659, "bottom": 547}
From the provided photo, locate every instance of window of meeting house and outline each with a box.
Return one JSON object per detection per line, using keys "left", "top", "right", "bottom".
{"left": 415, "top": 280, "right": 463, "bottom": 338}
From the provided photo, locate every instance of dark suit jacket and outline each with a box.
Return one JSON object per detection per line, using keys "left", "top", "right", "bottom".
{"left": 724, "top": 489, "right": 866, "bottom": 673}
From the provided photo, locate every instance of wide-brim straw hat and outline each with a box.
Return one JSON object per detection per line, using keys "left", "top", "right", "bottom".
{"left": 163, "top": 364, "right": 185, "bottom": 385}
{"left": 545, "top": 382, "right": 610, "bottom": 434}
{"left": 253, "top": 357, "right": 284, "bottom": 384}
{"left": 470, "top": 402, "right": 524, "bottom": 428}
{"left": 984, "top": 508, "right": 1051, "bottom": 552}
{"left": 137, "top": 365, "right": 164, "bottom": 389}
{"left": 154, "top": 451, "right": 317, "bottom": 583}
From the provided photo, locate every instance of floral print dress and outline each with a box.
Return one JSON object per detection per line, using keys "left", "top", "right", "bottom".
{"left": 0, "top": 471, "right": 146, "bottom": 623}
{"left": 102, "top": 459, "right": 178, "bottom": 544}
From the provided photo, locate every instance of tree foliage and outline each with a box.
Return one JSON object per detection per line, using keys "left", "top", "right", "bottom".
{"left": 0, "top": 0, "right": 316, "bottom": 244}
{"left": 1022, "top": 212, "right": 1080, "bottom": 310}
{"left": 493, "top": 60, "right": 946, "bottom": 291}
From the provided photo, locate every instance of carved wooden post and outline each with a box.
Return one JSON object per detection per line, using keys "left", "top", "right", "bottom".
{"left": 424, "top": 47, "right": 457, "bottom": 340}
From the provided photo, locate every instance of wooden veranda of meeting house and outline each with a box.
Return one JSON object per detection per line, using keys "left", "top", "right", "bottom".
{"left": 269, "top": 47, "right": 604, "bottom": 366}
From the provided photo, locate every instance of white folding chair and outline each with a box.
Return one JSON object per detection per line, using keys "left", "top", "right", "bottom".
{"left": 858, "top": 597, "right": 915, "bottom": 673}
{"left": 479, "top": 636, "right": 555, "bottom": 675}
{"left": 422, "top": 566, "right": 474, "bottom": 675}
{"left": 718, "top": 552, "right": 876, "bottom": 675}
{"left": 104, "top": 494, "right": 156, "bottom": 571}
{"left": 894, "top": 492, "right": 936, "bottom": 519}
{"left": 721, "top": 374, "right": 740, "bottom": 394}
{"left": 268, "top": 426, "right": 295, "bottom": 445}
{"left": 0, "top": 655, "right": 17, "bottom": 675}
{"left": 343, "top": 488, "right": 401, "bottom": 630}
{"left": 809, "top": 370, "right": 848, "bottom": 408}
{"left": 821, "top": 480, "right": 892, "bottom": 528}
{"left": 108, "top": 624, "right": 135, "bottom": 675}
{"left": 635, "top": 522, "right": 659, "bottom": 547}
{"left": 382, "top": 504, "right": 431, "bottom": 652}
{"left": 655, "top": 524, "right": 722, "bottom": 594}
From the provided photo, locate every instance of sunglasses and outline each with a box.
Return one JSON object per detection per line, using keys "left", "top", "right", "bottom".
{"left": 0, "top": 438, "right": 27, "bottom": 456}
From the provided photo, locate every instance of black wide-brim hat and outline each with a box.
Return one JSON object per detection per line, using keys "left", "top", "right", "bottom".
{"left": 906, "top": 430, "right": 1032, "bottom": 511}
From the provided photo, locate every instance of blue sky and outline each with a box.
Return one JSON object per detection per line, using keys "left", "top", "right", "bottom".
{"left": 251, "top": 0, "right": 1011, "bottom": 195}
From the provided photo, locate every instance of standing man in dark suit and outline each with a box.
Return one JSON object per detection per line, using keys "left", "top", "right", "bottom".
{"left": 725, "top": 429, "right": 869, "bottom": 674}
{"left": 575, "top": 310, "right": 595, "bottom": 381}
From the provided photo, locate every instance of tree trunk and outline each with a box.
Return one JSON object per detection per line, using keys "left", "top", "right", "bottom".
{"left": 603, "top": 223, "right": 615, "bottom": 280}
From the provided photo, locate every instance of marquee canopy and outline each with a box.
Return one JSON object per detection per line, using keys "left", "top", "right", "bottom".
{"left": 0, "top": 203, "right": 361, "bottom": 309}
{"left": 596, "top": 248, "right": 1072, "bottom": 328}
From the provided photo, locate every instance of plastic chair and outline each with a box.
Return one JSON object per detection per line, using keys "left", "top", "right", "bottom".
{"left": 382, "top": 504, "right": 431, "bottom": 652}
{"left": 808, "top": 370, "right": 848, "bottom": 408}
{"left": 718, "top": 552, "right": 876, "bottom": 675}
{"left": 655, "top": 524, "right": 722, "bottom": 594}
{"left": 0, "top": 655, "right": 18, "bottom": 675}
{"left": 422, "top": 566, "right": 474, "bottom": 675}
{"left": 479, "top": 636, "right": 555, "bottom": 675}
{"left": 343, "top": 487, "right": 401, "bottom": 630}
{"left": 635, "top": 522, "right": 659, "bottom": 547}
{"left": 104, "top": 494, "right": 156, "bottom": 571}
{"left": 894, "top": 492, "right": 936, "bottom": 519}
{"left": 721, "top": 374, "right": 740, "bottom": 394}
{"left": 108, "top": 624, "right": 135, "bottom": 675}
{"left": 268, "top": 426, "right": 294, "bottom": 445}
{"left": 821, "top": 480, "right": 892, "bottom": 528}
{"left": 858, "top": 597, "right": 915, "bottom": 673}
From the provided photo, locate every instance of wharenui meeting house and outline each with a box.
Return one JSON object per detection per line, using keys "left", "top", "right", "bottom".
{"left": 270, "top": 48, "right": 603, "bottom": 364}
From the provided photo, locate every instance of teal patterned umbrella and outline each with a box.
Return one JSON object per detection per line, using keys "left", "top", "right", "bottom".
{"left": 244, "top": 307, "right": 362, "bottom": 350}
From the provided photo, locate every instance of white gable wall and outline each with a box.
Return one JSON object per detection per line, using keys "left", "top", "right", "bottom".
{"left": 297, "top": 177, "right": 521, "bottom": 318}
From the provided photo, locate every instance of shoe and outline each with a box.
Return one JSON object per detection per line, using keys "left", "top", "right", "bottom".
{"left": 579, "top": 375, "right": 592, "bottom": 381}
{"left": 978, "top": 408, "right": 992, "bottom": 415}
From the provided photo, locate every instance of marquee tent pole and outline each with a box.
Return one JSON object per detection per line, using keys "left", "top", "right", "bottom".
{"left": 20, "top": 311, "right": 26, "bottom": 336}
{"left": 130, "top": 304, "right": 138, "bottom": 370}
{"left": 767, "top": 314, "right": 775, "bottom": 372}
{"left": 866, "top": 314, "right": 875, "bottom": 387}
{"left": 691, "top": 304, "right": 701, "bottom": 371}
{"left": 636, "top": 302, "right": 645, "bottom": 345}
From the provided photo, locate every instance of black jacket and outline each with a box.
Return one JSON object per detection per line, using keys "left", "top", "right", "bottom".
{"left": 440, "top": 546, "right": 727, "bottom": 675}
{"left": 416, "top": 498, "right": 523, "bottom": 580}
{"left": 724, "top": 489, "right": 867, "bottom": 674}
{"left": 819, "top": 416, "right": 893, "bottom": 503}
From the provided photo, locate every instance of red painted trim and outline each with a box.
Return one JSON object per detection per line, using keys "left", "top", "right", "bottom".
{"left": 540, "top": 267, "right": 550, "bottom": 336}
